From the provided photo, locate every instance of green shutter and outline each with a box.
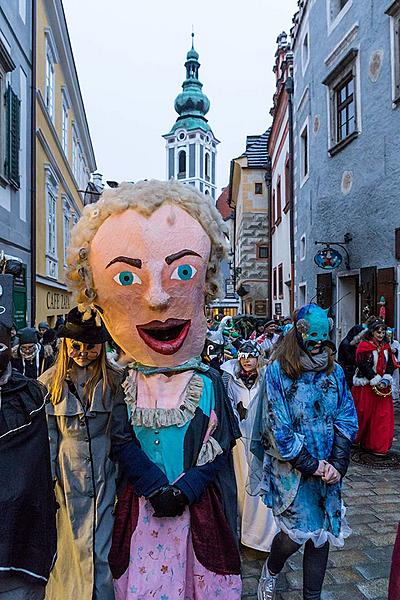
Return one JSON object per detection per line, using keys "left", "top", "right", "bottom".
{"left": 5, "top": 85, "right": 20, "bottom": 188}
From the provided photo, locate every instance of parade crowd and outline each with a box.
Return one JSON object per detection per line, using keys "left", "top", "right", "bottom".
{"left": 0, "top": 180, "right": 399, "bottom": 600}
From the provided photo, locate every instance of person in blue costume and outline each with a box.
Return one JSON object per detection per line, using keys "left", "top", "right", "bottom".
{"left": 252, "top": 304, "right": 358, "bottom": 600}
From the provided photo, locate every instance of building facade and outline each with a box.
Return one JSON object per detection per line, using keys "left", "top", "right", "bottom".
{"left": 292, "top": 0, "right": 400, "bottom": 339}
{"left": 163, "top": 35, "right": 219, "bottom": 199}
{"left": 0, "top": 0, "right": 33, "bottom": 328}
{"left": 35, "top": 0, "right": 96, "bottom": 326}
{"left": 229, "top": 132, "right": 271, "bottom": 316}
{"left": 269, "top": 32, "right": 294, "bottom": 321}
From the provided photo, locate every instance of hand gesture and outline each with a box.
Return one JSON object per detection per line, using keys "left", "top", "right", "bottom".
{"left": 322, "top": 462, "right": 341, "bottom": 485}
{"left": 313, "top": 460, "right": 327, "bottom": 477}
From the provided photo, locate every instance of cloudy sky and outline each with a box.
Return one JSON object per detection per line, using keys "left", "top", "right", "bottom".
{"left": 63, "top": 0, "right": 298, "bottom": 191}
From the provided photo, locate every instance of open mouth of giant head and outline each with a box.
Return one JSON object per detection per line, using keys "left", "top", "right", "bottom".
{"left": 137, "top": 319, "right": 191, "bottom": 355}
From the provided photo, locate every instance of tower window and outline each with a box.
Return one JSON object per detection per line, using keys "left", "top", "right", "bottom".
{"left": 255, "top": 183, "right": 263, "bottom": 194}
{"left": 205, "top": 153, "right": 210, "bottom": 181}
{"left": 178, "top": 150, "right": 186, "bottom": 178}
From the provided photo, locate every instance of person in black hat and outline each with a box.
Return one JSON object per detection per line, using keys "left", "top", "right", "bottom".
{"left": 0, "top": 282, "right": 56, "bottom": 599}
{"left": 39, "top": 307, "right": 132, "bottom": 600}
{"left": 11, "top": 327, "right": 54, "bottom": 379}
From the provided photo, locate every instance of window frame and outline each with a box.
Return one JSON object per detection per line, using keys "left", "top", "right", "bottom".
{"left": 283, "top": 154, "right": 291, "bottom": 213}
{"left": 299, "top": 118, "right": 309, "bottom": 186}
{"left": 0, "top": 37, "right": 17, "bottom": 186}
{"left": 300, "top": 234, "right": 306, "bottom": 261}
{"left": 62, "top": 196, "right": 71, "bottom": 267}
{"left": 45, "top": 48, "right": 55, "bottom": 120}
{"left": 387, "top": 1, "right": 400, "bottom": 104}
{"left": 273, "top": 267, "right": 277, "bottom": 300}
{"left": 276, "top": 176, "right": 282, "bottom": 225}
{"left": 178, "top": 149, "right": 187, "bottom": 178}
{"left": 44, "top": 165, "right": 59, "bottom": 279}
{"left": 255, "top": 182, "right": 263, "bottom": 195}
{"left": 61, "top": 88, "right": 70, "bottom": 156}
{"left": 323, "top": 48, "right": 359, "bottom": 155}
{"left": 278, "top": 263, "right": 284, "bottom": 299}
{"left": 257, "top": 244, "right": 269, "bottom": 260}
{"left": 327, "top": 0, "right": 352, "bottom": 35}
{"left": 302, "top": 27, "right": 310, "bottom": 74}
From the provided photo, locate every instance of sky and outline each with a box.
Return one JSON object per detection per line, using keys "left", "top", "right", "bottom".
{"left": 63, "top": 0, "right": 299, "bottom": 192}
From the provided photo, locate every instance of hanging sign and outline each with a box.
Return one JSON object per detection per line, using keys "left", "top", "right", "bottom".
{"left": 314, "top": 247, "right": 343, "bottom": 270}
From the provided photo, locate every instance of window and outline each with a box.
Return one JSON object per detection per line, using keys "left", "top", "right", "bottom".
{"left": 72, "top": 127, "right": 80, "bottom": 180}
{"left": 278, "top": 263, "right": 284, "bottom": 298}
{"left": 299, "top": 282, "right": 307, "bottom": 306}
{"left": 300, "top": 120, "right": 309, "bottom": 182}
{"left": 205, "top": 152, "right": 210, "bottom": 181}
{"left": 329, "top": 0, "right": 351, "bottom": 27}
{"left": 300, "top": 234, "right": 306, "bottom": 261}
{"left": 302, "top": 31, "right": 309, "bottom": 73}
{"left": 257, "top": 245, "right": 269, "bottom": 259}
{"left": 273, "top": 267, "right": 277, "bottom": 299}
{"left": 0, "top": 39, "right": 20, "bottom": 187}
{"left": 284, "top": 155, "right": 291, "bottom": 211}
{"left": 61, "top": 89, "right": 70, "bottom": 156}
{"left": 178, "top": 150, "right": 186, "bottom": 178}
{"left": 276, "top": 177, "right": 282, "bottom": 223}
{"left": 323, "top": 49, "right": 359, "bottom": 154}
{"left": 63, "top": 198, "right": 71, "bottom": 266}
{"left": 255, "top": 182, "right": 263, "bottom": 194}
{"left": 45, "top": 50, "right": 55, "bottom": 119}
{"left": 271, "top": 189, "right": 276, "bottom": 226}
{"left": 45, "top": 167, "right": 58, "bottom": 278}
{"left": 386, "top": 2, "right": 400, "bottom": 103}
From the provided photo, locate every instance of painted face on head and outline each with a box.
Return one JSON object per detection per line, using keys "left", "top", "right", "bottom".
{"left": 66, "top": 338, "right": 102, "bottom": 367}
{"left": 296, "top": 304, "right": 330, "bottom": 354}
{"left": 372, "top": 327, "right": 386, "bottom": 343}
{"left": 89, "top": 204, "right": 211, "bottom": 367}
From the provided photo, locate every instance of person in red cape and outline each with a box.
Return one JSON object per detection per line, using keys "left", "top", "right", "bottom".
{"left": 351, "top": 319, "right": 395, "bottom": 455}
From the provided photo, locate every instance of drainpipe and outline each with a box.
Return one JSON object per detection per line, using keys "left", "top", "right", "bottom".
{"left": 30, "top": 0, "right": 37, "bottom": 326}
{"left": 285, "top": 75, "right": 295, "bottom": 314}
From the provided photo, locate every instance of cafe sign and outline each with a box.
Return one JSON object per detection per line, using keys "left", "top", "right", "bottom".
{"left": 46, "top": 291, "right": 71, "bottom": 311}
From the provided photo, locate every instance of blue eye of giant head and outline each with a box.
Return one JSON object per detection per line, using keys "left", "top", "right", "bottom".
{"left": 171, "top": 264, "right": 197, "bottom": 281}
{"left": 113, "top": 271, "right": 142, "bottom": 286}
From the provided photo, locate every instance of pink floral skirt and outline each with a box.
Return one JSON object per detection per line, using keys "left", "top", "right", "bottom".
{"left": 113, "top": 497, "right": 242, "bottom": 600}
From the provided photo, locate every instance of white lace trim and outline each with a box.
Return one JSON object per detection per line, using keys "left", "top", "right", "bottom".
{"left": 275, "top": 503, "right": 351, "bottom": 549}
{"left": 196, "top": 436, "right": 223, "bottom": 466}
{"left": 122, "top": 370, "right": 204, "bottom": 428}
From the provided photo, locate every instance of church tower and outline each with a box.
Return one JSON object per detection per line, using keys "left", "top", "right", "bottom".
{"left": 163, "top": 34, "right": 219, "bottom": 199}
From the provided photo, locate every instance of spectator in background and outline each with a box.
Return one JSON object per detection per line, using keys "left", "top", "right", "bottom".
{"left": 37, "top": 321, "right": 50, "bottom": 341}
{"left": 11, "top": 327, "right": 54, "bottom": 379}
{"left": 387, "top": 328, "right": 400, "bottom": 404}
{"left": 250, "top": 320, "right": 265, "bottom": 340}
{"left": 257, "top": 320, "right": 280, "bottom": 356}
{"left": 338, "top": 325, "right": 367, "bottom": 389}
{"left": 10, "top": 323, "right": 19, "bottom": 348}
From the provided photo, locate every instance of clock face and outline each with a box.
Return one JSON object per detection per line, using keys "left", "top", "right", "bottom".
{"left": 177, "top": 131, "right": 186, "bottom": 141}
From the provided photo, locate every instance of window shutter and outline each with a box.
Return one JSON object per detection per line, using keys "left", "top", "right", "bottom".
{"left": 5, "top": 85, "right": 20, "bottom": 188}
{"left": 316, "top": 273, "right": 333, "bottom": 309}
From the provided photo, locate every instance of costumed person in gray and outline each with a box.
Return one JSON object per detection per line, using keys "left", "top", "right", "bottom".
{"left": 221, "top": 340, "right": 277, "bottom": 552}
{"left": 0, "top": 278, "right": 56, "bottom": 599}
{"left": 39, "top": 307, "right": 132, "bottom": 600}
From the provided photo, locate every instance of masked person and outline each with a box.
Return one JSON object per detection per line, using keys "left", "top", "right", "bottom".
{"left": 39, "top": 307, "right": 130, "bottom": 600}
{"left": 352, "top": 319, "right": 395, "bottom": 457}
{"left": 12, "top": 327, "right": 54, "bottom": 379}
{"left": 252, "top": 304, "right": 358, "bottom": 600}
{"left": 221, "top": 340, "right": 278, "bottom": 552}
{"left": 65, "top": 180, "right": 242, "bottom": 599}
{"left": 0, "top": 321, "right": 56, "bottom": 599}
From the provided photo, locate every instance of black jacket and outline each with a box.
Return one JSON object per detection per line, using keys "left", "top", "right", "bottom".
{"left": 0, "top": 369, "right": 57, "bottom": 585}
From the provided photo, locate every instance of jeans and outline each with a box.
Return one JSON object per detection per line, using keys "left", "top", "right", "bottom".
{"left": 267, "top": 531, "right": 330, "bottom": 600}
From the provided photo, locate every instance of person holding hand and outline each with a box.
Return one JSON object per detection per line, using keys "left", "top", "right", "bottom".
{"left": 252, "top": 304, "right": 358, "bottom": 600}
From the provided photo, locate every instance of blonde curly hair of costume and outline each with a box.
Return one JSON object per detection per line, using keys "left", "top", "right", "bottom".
{"left": 66, "top": 179, "right": 229, "bottom": 313}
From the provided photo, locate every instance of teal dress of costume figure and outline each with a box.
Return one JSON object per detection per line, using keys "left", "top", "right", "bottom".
{"left": 255, "top": 361, "right": 358, "bottom": 547}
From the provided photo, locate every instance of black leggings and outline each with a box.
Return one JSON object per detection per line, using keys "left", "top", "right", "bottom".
{"left": 267, "top": 531, "right": 330, "bottom": 600}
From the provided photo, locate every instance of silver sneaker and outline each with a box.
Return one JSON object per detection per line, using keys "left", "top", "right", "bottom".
{"left": 257, "top": 562, "right": 277, "bottom": 600}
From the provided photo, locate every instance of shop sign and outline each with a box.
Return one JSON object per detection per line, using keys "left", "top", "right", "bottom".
{"left": 46, "top": 291, "right": 71, "bottom": 311}
{"left": 314, "top": 247, "right": 342, "bottom": 270}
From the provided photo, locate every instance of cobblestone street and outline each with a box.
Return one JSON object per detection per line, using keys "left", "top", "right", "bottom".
{"left": 241, "top": 410, "right": 400, "bottom": 599}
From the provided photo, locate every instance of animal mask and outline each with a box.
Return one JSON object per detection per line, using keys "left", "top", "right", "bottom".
{"left": 296, "top": 304, "right": 330, "bottom": 351}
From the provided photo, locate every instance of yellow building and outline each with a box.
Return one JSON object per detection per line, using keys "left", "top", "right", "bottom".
{"left": 228, "top": 132, "right": 271, "bottom": 316}
{"left": 35, "top": 0, "right": 97, "bottom": 326}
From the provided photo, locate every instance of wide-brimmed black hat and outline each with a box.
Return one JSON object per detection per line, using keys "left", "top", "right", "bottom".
{"left": 58, "top": 307, "right": 110, "bottom": 344}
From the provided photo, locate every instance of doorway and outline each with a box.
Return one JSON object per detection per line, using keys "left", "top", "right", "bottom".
{"left": 336, "top": 274, "right": 359, "bottom": 344}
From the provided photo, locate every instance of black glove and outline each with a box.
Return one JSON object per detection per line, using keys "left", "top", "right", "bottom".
{"left": 148, "top": 485, "right": 188, "bottom": 518}
{"left": 329, "top": 430, "right": 352, "bottom": 477}
{"left": 289, "top": 446, "right": 319, "bottom": 476}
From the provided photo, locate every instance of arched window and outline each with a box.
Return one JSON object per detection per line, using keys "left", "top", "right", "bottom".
{"left": 205, "top": 189, "right": 209, "bottom": 195}
{"left": 178, "top": 150, "right": 186, "bottom": 178}
{"left": 205, "top": 153, "right": 210, "bottom": 181}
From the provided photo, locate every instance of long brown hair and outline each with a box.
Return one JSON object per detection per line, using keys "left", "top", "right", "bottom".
{"left": 271, "top": 325, "right": 335, "bottom": 379}
{"left": 49, "top": 339, "right": 119, "bottom": 405}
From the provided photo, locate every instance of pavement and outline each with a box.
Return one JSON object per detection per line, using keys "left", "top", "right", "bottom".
{"left": 241, "top": 408, "right": 400, "bottom": 599}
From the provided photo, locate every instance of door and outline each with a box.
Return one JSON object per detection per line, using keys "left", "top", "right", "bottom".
{"left": 337, "top": 275, "right": 358, "bottom": 344}
{"left": 377, "top": 267, "right": 395, "bottom": 327}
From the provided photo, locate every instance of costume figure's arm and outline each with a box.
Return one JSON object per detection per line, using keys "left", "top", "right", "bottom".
{"left": 264, "top": 364, "right": 319, "bottom": 476}
{"left": 329, "top": 366, "right": 358, "bottom": 476}
{"left": 112, "top": 441, "right": 169, "bottom": 497}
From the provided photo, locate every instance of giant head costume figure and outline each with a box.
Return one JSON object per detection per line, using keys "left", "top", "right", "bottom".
{"left": 66, "top": 181, "right": 227, "bottom": 367}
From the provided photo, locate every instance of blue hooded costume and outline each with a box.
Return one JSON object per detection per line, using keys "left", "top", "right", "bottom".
{"left": 251, "top": 304, "right": 358, "bottom": 547}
